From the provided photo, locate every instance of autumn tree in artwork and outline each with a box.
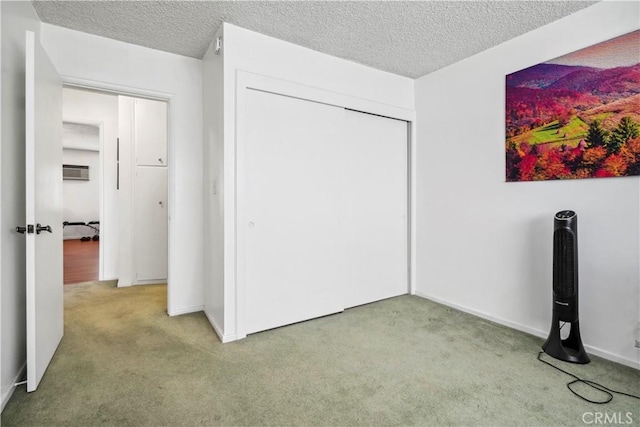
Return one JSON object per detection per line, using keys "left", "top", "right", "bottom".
{"left": 506, "top": 117, "right": 640, "bottom": 181}
{"left": 585, "top": 120, "right": 610, "bottom": 148}
{"left": 621, "top": 137, "right": 640, "bottom": 175}
{"left": 609, "top": 117, "right": 640, "bottom": 152}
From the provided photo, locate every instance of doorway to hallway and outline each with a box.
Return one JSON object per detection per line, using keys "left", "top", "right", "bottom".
{"left": 61, "top": 119, "right": 102, "bottom": 285}
{"left": 61, "top": 86, "right": 169, "bottom": 292}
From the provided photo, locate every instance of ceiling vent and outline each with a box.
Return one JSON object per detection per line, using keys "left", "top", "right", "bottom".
{"left": 63, "top": 164, "right": 89, "bottom": 181}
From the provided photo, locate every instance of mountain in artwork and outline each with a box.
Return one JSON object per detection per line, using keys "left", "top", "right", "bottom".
{"left": 506, "top": 63, "right": 640, "bottom": 137}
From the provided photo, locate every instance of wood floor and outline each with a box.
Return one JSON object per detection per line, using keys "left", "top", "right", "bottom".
{"left": 64, "top": 239, "right": 99, "bottom": 284}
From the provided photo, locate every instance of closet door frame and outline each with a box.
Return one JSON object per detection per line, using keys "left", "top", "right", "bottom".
{"left": 233, "top": 71, "right": 416, "bottom": 339}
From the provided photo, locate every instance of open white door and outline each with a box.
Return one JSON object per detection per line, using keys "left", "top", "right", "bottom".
{"left": 23, "top": 30, "right": 64, "bottom": 392}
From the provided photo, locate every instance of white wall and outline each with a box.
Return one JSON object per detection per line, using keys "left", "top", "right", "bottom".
{"left": 41, "top": 24, "right": 204, "bottom": 315}
{"left": 205, "top": 23, "right": 414, "bottom": 341}
{"left": 0, "top": 0, "right": 41, "bottom": 410}
{"left": 62, "top": 122, "right": 99, "bottom": 150}
{"left": 62, "top": 148, "right": 100, "bottom": 240}
{"left": 203, "top": 28, "right": 225, "bottom": 338}
{"left": 415, "top": 1, "right": 640, "bottom": 368}
{"left": 117, "top": 96, "right": 135, "bottom": 286}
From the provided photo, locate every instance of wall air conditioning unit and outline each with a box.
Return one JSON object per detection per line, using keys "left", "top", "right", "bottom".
{"left": 62, "top": 164, "right": 89, "bottom": 181}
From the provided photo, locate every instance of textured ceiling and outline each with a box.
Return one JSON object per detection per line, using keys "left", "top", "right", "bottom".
{"left": 32, "top": 1, "right": 598, "bottom": 79}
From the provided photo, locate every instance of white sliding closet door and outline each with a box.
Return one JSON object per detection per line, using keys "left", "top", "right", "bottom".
{"left": 341, "top": 110, "right": 408, "bottom": 308}
{"left": 240, "top": 89, "right": 409, "bottom": 335}
{"left": 242, "top": 90, "right": 345, "bottom": 334}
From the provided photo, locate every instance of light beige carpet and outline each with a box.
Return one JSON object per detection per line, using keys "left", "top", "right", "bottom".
{"left": 2, "top": 281, "right": 639, "bottom": 426}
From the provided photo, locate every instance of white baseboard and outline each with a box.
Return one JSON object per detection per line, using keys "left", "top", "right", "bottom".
{"left": 117, "top": 280, "right": 164, "bottom": 288}
{"left": 167, "top": 304, "right": 204, "bottom": 317}
{"left": 1, "top": 362, "right": 26, "bottom": 413}
{"left": 581, "top": 345, "right": 640, "bottom": 370}
{"left": 203, "top": 310, "right": 237, "bottom": 343}
{"left": 414, "top": 291, "right": 639, "bottom": 370}
{"left": 133, "top": 279, "right": 167, "bottom": 286}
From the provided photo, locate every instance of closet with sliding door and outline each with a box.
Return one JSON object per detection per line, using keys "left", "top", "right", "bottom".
{"left": 238, "top": 88, "right": 409, "bottom": 335}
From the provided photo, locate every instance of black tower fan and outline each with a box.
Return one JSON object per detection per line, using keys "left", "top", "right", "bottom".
{"left": 542, "top": 210, "right": 590, "bottom": 364}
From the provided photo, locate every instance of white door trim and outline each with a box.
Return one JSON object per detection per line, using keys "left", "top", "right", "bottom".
{"left": 0, "top": 1, "right": 3, "bottom": 406}
{"left": 62, "top": 76, "right": 173, "bottom": 101}
{"left": 59, "top": 76, "right": 175, "bottom": 312}
{"left": 232, "top": 70, "right": 416, "bottom": 340}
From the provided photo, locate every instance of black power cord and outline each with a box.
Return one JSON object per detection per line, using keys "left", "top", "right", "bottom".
{"left": 537, "top": 351, "right": 640, "bottom": 404}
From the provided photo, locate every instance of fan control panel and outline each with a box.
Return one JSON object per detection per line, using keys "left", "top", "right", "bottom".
{"left": 555, "top": 210, "right": 576, "bottom": 220}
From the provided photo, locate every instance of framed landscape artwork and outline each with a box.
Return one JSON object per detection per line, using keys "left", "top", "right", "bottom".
{"left": 506, "top": 30, "right": 640, "bottom": 182}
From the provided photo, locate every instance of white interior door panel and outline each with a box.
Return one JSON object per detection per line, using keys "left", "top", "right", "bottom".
{"left": 134, "top": 166, "right": 168, "bottom": 282}
{"left": 341, "top": 110, "right": 408, "bottom": 308}
{"left": 134, "top": 98, "right": 167, "bottom": 166}
{"left": 24, "top": 30, "right": 64, "bottom": 392}
{"left": 241, "top": 90, "right": 346, "bottom": 334}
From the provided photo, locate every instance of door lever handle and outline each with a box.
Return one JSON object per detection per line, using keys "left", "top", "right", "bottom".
{"left": 36, "top": 224, "right": 52, "bottom": 234}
